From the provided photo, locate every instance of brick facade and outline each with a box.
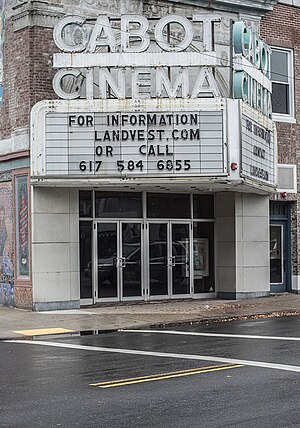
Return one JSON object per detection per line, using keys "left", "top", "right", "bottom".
{"left": 0, "top": 20, "right": 56, "bottom": 140}
{"left": 262, "top": 3, "right": 300, "bottom": 278}
{"left": 0, "top": 14, "right": 57, "bottom": 307}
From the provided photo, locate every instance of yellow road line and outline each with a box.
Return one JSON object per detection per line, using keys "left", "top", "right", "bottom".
{"left": 90, "top": 363, "right": 232, "bottom": 386}
{"left": 14, "top": 328, "right": 75, "bottom": 336}
{"left": 90, "top": 363, "right": 244, "bottom": 389}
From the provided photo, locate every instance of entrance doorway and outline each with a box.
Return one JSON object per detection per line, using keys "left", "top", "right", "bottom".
{"left": 97, "top": 222, "right": 143, "bottom": 301}
{"left": 270, "top": 222, "right": 288, "bottom": 292}
{"left": 96, "top": 221, "right": 192, "bottom": 300}
{"left": 148, "top": 222, "right": 191, "bottom": 298}
{"left": 269, "top": 201, "right": 291, "bottom": 293}
{"left": 79, "top": 190, "right": 215, "bottom": 304}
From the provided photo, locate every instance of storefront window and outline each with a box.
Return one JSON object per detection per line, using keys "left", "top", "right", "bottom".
{"left": 193, "top": 222, "right": 214, "bottom": 293}
{"left": 147, "top": 193, "right": 190, "bottom": 218}
{"left": 95, "top": 192, "right": 142, "bottom": 218}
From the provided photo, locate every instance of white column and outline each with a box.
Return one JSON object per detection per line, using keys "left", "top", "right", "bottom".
{"left": 31, "top": 187, "right": 80, "bottom": 310}
{"left": 215, "top": 192, "right": 270, "bottom": 299}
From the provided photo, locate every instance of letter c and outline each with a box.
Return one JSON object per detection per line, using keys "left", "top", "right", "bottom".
{"left": 53, "top": 16, "right": 86, "bottom": 52}
{"left": 53, "top": 69, "right": 81, "bottom": 99}
{"left": 139, "top": 145, "right": 146, "bottom": 155}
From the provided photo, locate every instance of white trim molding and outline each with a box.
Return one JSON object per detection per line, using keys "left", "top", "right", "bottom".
{"left": 271, "top": 47, "right": 295, "bottom": 122}
{"left": 292, "top": 275, "right": 300, "bottom": 292}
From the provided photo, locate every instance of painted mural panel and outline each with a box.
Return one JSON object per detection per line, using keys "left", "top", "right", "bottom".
{"left": 15, "top": 175, "right": 30, "bottom": 278}
{"left": 0, "top": 181, "right": 14, "bottom": 306}
{"left": 0, "top": 0, "right": 4, "bottom": 105}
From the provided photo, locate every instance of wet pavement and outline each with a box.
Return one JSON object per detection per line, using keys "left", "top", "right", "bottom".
{"left": 0, "top": 293, "right": 300, "bottom": 339}
{"left": 1, "top": 316, "right": 299, "bottom": 427}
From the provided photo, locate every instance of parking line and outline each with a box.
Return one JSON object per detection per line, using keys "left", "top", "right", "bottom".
{"left": 91, "top": 364, "right": 244, "bottom": 388}
{"left": 121, "top": 329, "right": 300, "bottom": 342}
{"left": 13, "top": 328, "right": 75, "bottom": 336}
{"left": 5, "top": 339, "right": 300, "bottom": 373}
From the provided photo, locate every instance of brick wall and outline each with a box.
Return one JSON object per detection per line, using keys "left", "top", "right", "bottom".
{"left": 0, "top": 19, "right": 57, "bottom": 140}
{"left": 262, "top": 3, "right": 300, "bottom": 277}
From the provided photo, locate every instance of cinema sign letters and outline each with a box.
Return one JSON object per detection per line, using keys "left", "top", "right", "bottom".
{"left": 53, "top": 14, "right": 223, "bottom": 101}
{"left": 52, "top": 14, "right": 272, "bottom": 118}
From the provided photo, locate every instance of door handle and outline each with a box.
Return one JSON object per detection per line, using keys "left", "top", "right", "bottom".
{"left": 115, "top": 257, "right": 121, "bottom": 268}
{"left": 168, "top": 256, "right": 175, "bottom": 267}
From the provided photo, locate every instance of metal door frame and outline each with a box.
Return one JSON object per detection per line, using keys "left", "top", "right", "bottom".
{"left": 120, "top": 220, "right": 144, "bottom": 302}
{"left": 94, "top": 220, "right": 144, "bottom": 303}
{"left": 270, "top": 220, "right": 289, "bottom": 293}
{"left": 146, "top": 221, "right": 169, "bottom": 300}
{"left": 170, "top": 221, "right": 193, "bottom": 299}
{"left": 147, "top": 220, "right": 192, "bottom": 300}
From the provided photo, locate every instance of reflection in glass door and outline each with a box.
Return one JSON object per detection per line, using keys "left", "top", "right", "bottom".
{"left": 149, "top": 223, "right": 168, "bottom": 296}
{"left": 97, "top": 223, "right": 118, "bottom": 299}
{"left": 97, "top": 222, "right": 142, "bottom": 300}
{"left": 122, "top": 223, "right": 142, "bottom": 298}
{"left": 148, "top": 222, "right": 191, "bottom": 297}
{"left": 171, "top": 223, "right": 190, "bottom": 295}
{"left": 270, "top": 223, "right": 287, "bottom": 292}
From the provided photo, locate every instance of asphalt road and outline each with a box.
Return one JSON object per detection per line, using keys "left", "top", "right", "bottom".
{"left": 0, "top": 316, "right": 299, "bottom": 427}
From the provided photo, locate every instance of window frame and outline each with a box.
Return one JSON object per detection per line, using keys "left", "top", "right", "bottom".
{"left": 13, "top": 169, "right": 31, "bottom": 284}
{"left": 270, "top": 46, "right": 295, "bottom": 123}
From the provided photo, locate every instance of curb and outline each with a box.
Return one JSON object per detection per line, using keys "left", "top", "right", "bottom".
{"left": 1, "top": 309, "right": 299, "bottom": 341}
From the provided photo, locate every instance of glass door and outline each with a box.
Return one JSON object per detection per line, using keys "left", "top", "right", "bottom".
{"left": 270, "top": 222, "right": 288, "bottom": 292}
{"left": 148, "top": 223, "right": 168, "bottom": 297}
{"left": 148, "top": 222, "right": 191, "bottom": 298}
{"left": 97, "top": 221, "right": 143, "bottom": 301}
{"left": 121, "top": 222, "right": 142, "bottom": 298}
{"left": 171, "top": 223, "right": 191, "bottom": 295}
{"left": 97, "top": 222, "right": 118, "bottom": 299}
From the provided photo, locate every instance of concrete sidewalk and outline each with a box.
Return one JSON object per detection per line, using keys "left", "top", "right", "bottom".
{"left": 0, "top": 293, "right": 299, "bottom": 340}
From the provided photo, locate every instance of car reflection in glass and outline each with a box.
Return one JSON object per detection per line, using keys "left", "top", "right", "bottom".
{"left": 85, "top": 241, "right": 189, "bottom": 289}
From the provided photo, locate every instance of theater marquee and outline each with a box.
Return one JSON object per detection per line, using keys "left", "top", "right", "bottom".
{"left": 30, "top": 13, "right": 276, "bottom": 190}
{"left": 33, "top": 101, "right": 227, "bottom": 178}
{"left": 46, "top": 110, "right": 225, "bottom": 177}
{"left": 241, "top": 104, "right": 275, "bottom": 187}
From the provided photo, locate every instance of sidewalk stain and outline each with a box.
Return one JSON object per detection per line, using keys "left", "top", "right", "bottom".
{"left": 14, "top": 328, "right": 75, "bottom": 336}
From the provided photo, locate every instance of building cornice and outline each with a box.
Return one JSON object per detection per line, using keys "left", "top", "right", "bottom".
{"left": 170, "top": 0, "right": 278, "bottom": 14}
{"left": 7, "top": 0, "right": 278, "bottom": 32}
{"left": 11, "top": 1, "right": 63, "bottom": 31}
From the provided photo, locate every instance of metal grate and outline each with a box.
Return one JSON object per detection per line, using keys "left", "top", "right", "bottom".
{"left": 277, "top": 164, "right": 297, "bottom": 193}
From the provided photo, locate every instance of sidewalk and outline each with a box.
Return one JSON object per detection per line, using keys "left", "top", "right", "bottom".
{"left": 0, "top": 293, "right": 299, "bottom": 340}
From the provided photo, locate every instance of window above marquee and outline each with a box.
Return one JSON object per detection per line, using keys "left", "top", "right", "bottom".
{"left": 270, "top": 47, "right": 295, "bottom": 122}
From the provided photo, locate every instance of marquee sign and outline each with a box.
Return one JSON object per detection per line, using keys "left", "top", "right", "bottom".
{"left": 232, "top": 22, "right": 272, "bottom": 118}
{"left": 44, "top": 109, "right": 226, "bottom": 177}
{"left": 53, "top": 14, "right": 223, "bottom": 102}
{"left": 30, "top": 12, "right": 276, "bottom": 190}
{"left": 52, "top": 15, "right": 273, "bottom": 118}
{"left": 241, "top": 104, "right": 275, "bottom": 186}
